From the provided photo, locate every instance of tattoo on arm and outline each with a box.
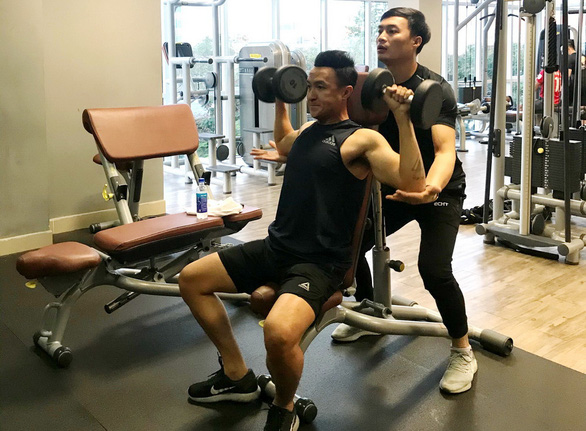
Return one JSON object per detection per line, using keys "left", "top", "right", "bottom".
{"left": 411, "top": 159, "right": 424, "bottom": 179}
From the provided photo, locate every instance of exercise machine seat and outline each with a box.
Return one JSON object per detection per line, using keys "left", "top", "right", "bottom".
{"left": 93, "top": 213, "right": 225, "bottom": 263}
{"left": 92, "top": 205, "right": 263, "bottom": 263}
{"left": 16, "top": 242, "right": 102, "bottom": 279}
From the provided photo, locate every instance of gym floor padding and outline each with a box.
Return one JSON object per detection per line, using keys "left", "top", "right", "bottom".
{"left": 1, "top": 234, "right": 585, "bottom": 431}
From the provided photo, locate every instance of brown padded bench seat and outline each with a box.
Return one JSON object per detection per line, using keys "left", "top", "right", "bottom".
{"left": 16, "top": 206, "right": 263, "bottom": 279}
{"left": 93, "top": 213, "right": 224, "bottom": 263}
{"left": 16, "top": 242, "right": 102, "bottom": 280}
{"left": 93, "top": 206, "right": 263, "bottom": 263}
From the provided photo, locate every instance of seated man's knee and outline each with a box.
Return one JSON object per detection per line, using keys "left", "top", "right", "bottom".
{"left": 263, "top": 318, "right": 299, "bottom": 356}
{"left": 178, "top": 259, "right": 216, "bottom": 299}
{"left": 178, "top": 264, "right": 200, "bottom": 299}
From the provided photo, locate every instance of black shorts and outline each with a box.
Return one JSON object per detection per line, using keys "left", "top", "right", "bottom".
{"left": 218, "top": 239, "right": 346, "bottom": 317}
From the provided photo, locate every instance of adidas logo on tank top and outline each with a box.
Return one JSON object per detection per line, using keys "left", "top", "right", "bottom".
{"left": 322, "top": 135, "right": 336, "bottom": 146}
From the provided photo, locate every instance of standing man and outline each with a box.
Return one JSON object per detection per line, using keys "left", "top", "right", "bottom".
{"left": 179, "top": 50, "right": 426, "bottom": 431}
{"left": 568, "top": 39, "right": 577, "bottom": 104}
{"left": 331, "top": 8, "right": 477, "bottom": 394}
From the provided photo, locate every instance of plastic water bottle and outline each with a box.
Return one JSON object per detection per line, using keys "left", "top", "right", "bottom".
{"left": 196, "top": 178, "right": 208, "bottom": 219}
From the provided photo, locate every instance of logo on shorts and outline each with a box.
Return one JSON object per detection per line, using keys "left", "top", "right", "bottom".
{"left": 434, "top": 201, "right": 449, "bottom": 207}
{"left": 298, "top": 282, "right": 310, "bottom": 291}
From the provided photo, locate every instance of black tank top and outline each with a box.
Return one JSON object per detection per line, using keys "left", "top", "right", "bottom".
{"left": 267, "top": 120, "right": 365, "bottom": 269}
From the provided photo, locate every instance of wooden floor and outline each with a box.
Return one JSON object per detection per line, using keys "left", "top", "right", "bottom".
{"left": 164, "top": 139, "right": 586, "bottom": 375}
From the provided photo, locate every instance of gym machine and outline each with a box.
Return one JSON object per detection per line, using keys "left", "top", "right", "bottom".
{"left": 476, "top": 0, "right": 586, "bottom": 264}
{"left": 238, "top": 42, "right": 307, "bottom": 185}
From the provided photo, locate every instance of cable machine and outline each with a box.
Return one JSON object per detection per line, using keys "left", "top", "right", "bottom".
{"left": 476, "top": 0, "right": 586, "bottom": 264}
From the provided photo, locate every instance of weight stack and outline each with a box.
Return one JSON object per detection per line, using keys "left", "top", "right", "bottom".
{"left": 505, "top": 134, "right": 545, "bottom": 188}
{"left": 544, "top": 138, "right": 583, "bottom": 199}
{"left": 564, "top": 128, "right": 586, "bottom": 177}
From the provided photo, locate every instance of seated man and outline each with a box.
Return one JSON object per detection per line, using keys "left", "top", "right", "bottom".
{"left": 178, "top": 50, "right": 426, "bottom": 431}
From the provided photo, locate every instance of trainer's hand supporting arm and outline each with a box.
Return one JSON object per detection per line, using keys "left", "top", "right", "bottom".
{"left": 388, "top": 124, "right": 455, "bottom": 204}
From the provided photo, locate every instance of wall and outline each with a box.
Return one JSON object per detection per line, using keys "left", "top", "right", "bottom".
{"left": 0, "top": 0, "right": 51, "bottom": 254}
{"left": 0, "top": 0, "right": 164, "bottom": 255}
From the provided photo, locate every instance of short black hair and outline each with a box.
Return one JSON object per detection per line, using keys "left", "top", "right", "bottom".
{"left": 569, "top": 39, "right": 575, "bottom": 50}
{"left": 314, "top": 50, "right": 357, "bottom": 88}
{"left": 380, "top": 7, "right": 431, "bottom": 54}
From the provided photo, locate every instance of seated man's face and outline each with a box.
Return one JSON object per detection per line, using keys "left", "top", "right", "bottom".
{"left": 306, "top": 67, "right": 349, "bottom": 121}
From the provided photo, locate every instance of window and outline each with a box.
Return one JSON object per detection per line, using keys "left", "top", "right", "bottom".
{"left": 224, "top": 0, "right": 273, "bottom": 55}
{"left": 280, "top": 0, "right": 321, "bottom": 68}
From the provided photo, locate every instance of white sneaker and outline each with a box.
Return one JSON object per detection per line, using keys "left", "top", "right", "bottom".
{"left": 439, "top": 348, "right": 478, "bottom": 394}
{"left": 331, "top": 323, "right": 380, "bottom": 342}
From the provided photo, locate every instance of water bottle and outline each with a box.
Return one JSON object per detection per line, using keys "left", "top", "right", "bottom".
{"left": 196, "top": 178, "right": 208, "bottom": 219}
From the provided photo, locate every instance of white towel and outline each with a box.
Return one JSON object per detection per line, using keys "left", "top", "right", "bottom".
{"left": 186, "top": 197, "right": 243, "bottom": 217}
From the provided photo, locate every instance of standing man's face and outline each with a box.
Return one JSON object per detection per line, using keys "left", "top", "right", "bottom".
{"left": 376, "top": 16, "right": 421, "bottom": 64}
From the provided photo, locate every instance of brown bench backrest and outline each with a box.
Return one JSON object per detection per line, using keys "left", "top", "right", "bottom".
{"left": 348, "top": 72, "right": 389, "bottom": 127}
{"left": 82, "top": 104, "right": 199, "bottom": 162}
{"left": 342, "top": 173, "right": 373, "bottom": 289}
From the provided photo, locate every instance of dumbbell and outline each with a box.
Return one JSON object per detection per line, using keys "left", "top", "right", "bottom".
{"left": 361, "top": 68, "right": 443, "bottom": 129}
{"left": 252, "top": 65, "right": 308, "bottom": 104}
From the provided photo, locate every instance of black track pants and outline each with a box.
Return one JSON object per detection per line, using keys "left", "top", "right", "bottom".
{"left": 355, "top": 193, "right": 469, "bottom": 339}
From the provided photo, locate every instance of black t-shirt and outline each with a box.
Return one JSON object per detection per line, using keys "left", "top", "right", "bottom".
{"left": 569, "top": 52, "right": 577, "bottom": 74}
{"left": 568, "top": 52, "right": 577, "bottom": 102}
{"left": 267, "top": 120, "right": 366, "bottom": 269}
{"left": 378, "top": 64, "right": 466, "bottom": 196}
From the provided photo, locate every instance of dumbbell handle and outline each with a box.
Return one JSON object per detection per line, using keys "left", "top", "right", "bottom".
{"left": 382, "top": 86, "right": 414, "bottom": 104}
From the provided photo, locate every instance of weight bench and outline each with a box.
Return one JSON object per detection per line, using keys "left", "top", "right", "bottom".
{"left": 16, "top": 205, "right": 262, "bottom": 367}
{"left": 16, "top": 104, "right": 264, "bottom": 367}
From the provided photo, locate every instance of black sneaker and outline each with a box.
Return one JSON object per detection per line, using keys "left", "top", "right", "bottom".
{"left": 188, "top": 356, "right": 260, "bottom": 403}
{"left": 263, "top": 404, "right": 299, "bottom": 431}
